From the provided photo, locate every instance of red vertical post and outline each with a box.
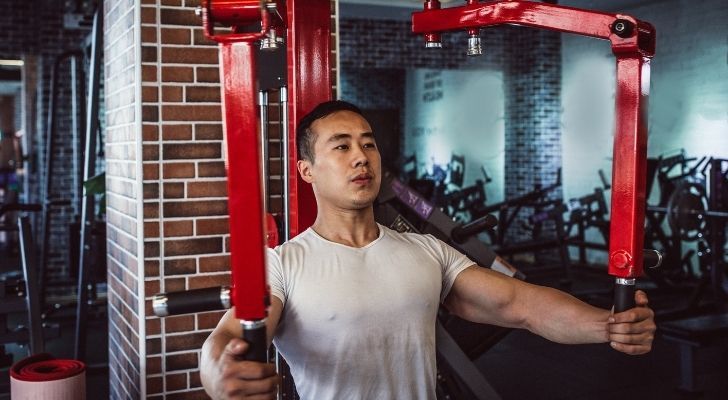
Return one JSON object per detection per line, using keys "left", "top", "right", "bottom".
{"left": 607, "top": 55, "right": 650, "bottom": 311}
{"left": 286, "top": 0, "right": 332, "bottom": 237}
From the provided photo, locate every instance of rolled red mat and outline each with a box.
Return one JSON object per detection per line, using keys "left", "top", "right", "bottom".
{"left": 10, "top": 353, "right": 86, "bottom": 400}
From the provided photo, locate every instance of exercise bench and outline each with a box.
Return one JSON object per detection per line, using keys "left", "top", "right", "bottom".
{"left": 660, "top": 313, "right": 728, "bottom": 393}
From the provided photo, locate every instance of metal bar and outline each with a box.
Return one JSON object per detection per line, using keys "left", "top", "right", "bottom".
{"left": 260, "top": 90, "right": 269, "bottom": 211}
{"left": 75, "top": 6, "right": 102, "bottom": 361}
{"left": 436, "top": 322, "right": 501, "bottom": 400}
{"left": 70, "top": 57, "right": 79, "bottom": 212}
{"left": 678, "top": 345, "right": 696, "bottom": 392}
{"left": 40, "top": 50, "right": 83, "bottom": 306}
{"left": 19, "top": 216, "right": 43, "bottom": 354}
{"left": 647, "top": 206, "right": 728, "bottom": 218}
{"left": 280, "top": 86, "right": 290, "bottom": 241}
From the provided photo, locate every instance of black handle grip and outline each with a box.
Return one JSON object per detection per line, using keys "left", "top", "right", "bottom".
{"left": 153, "top": 286, "right": 229, "bottom": 317}
{"left": 452, "top": 214, "right": 498, "bottom": 244}
{"left": 242, "top": 323, "right": 268, "bottom": 362}
{"left": 614, "top": 282, "right": 635, "bottom": 313}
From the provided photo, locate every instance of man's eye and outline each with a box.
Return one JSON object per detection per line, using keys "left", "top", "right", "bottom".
{"left": 335, "top": 145, "right": 349, "bottom": 150}
{"left": 364, "top": 143, "right": 377, "bottom": 149}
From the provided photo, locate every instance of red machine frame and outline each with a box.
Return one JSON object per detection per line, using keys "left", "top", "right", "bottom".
{"left": 413, "top": 0, "right": 655, "bottom": 310}
{"left": 191, "top": 0, "right": 655, "bottom": 359}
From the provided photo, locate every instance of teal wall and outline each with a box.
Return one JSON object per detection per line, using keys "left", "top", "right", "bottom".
{"left": 403, "top": 69, "right": 506, "bottom": 205}
{"left": 562, "top": 0, "right": 728, "bottom": 203}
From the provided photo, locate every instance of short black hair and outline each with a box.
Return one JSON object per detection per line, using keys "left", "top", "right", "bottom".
{"left": 296, "top": 100, "right": 364, "bottom": 162}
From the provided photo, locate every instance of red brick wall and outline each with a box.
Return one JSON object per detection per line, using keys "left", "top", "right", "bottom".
{"left": 141, "top": 1, "right": 229, "bottom": 398}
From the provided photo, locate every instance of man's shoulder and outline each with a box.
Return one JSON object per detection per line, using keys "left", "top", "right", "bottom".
{"left": 270, "top": 228, "right": 317, "bottom": 254}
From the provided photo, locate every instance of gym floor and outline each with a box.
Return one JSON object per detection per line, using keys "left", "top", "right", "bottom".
{"left": 2, "top": 255, "right": 727, "bottom": 399}
{"left": 0, "top": 251, "right": 109, "bottom": 400}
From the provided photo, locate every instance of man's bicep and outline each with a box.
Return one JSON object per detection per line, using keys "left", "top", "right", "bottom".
{"left": 266, "top": 295, "right": 283, "bottom": 345}
{"left": 444, "top": 265, "right": 526, "bottom": 328}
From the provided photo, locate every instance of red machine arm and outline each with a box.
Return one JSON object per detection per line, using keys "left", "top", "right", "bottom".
{"left": 151, "top": 0, "right": 331, "bottom": 364}
{"left": 202, "top": 0, "right": 278, "bottom": 362}
{"left": 413, "top": 0, "right": 656, "bottom": 312}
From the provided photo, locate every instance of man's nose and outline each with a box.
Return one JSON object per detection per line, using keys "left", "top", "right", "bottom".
{"left": 351, "top": 145, "right": 369, "bottom": 168}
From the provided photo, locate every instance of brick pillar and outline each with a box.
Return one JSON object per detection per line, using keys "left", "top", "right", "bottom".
{"left": 503, "top": 24, "right": 562, "bottom": 245}
{"left": 105, "top": 1, "right": 337, "bottom": 398}
{"left": 104, "top": 0, "right": 144, "bottom": 398}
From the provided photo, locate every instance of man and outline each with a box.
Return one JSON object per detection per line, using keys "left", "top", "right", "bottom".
{"left": 200, "top": 101, "right": 655, "bottom": 400}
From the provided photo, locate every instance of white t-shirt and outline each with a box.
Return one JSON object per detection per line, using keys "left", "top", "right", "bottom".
{"left": 267, "top": 223, "right": 474, "bottom": 400}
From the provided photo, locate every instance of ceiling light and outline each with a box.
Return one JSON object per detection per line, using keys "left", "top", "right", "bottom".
{"left": 0, "top": 60, "right": 24, "bottom": 67}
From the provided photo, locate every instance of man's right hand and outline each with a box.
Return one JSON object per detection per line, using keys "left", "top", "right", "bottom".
{"left": 209, "top": 338, "right": 280, "bottom": 400}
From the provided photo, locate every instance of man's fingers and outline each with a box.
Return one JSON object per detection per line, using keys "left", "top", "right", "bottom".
{"left": 608, "top": 331, "right": 654, "bottom": 345}
{"left": 609, "top": 341, "right": 651, "bottom": 355}
{"left": 240, "top": 375, "right": 281, "bottom": 396}
{"left": 238, "top": 361, "right": 278, "bottom": 380}
{"left": 608, "top": 318, "right": 656, "bottom": 334}
{"left": 245, "top": 393, "right": 278, "bottom": 400}
{"left": 635, "top": 290, "right": 649, "bottom": 307}
{"left": 612, "top": 307, "right": 654, "bottom": 324}
{"left": 224, "top": 338, "right": 249, "bottom": 357}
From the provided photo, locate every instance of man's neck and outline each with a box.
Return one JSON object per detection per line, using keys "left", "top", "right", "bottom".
{"left": 311, "top": 206, "right": 379, "bottom": 248}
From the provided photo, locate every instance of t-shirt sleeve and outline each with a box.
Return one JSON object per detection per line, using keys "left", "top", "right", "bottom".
{"left": 427, "top": 236, "right": 475, "bottom": 302}
{"left": 266, "top": 247, "right": 286, "bottom": 307}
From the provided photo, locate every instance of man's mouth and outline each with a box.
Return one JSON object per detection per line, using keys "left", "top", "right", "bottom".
{"left": 351, "top": 173, "right": 373, "bottom": 184}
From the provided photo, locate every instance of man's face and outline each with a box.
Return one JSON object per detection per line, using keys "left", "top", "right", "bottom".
{"left": 297, "top": 110, "right": 382, "bottom": 210}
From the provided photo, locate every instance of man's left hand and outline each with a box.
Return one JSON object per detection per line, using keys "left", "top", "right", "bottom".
{"left": 607, "top": 290, "right": 656, "bottom": 355}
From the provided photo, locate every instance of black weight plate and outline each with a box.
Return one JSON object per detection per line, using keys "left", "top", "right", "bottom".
{"left": 667, "top": 181, "right": 708, "bottom": 241}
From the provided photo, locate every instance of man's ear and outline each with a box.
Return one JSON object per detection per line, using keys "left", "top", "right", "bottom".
{"left": 297, "top": 159, "right": 314, "bottom": 183}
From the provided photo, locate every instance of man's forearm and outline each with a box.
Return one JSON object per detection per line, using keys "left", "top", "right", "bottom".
{"left": 519, "top": 284, "right": 610, "bottom": 344}
{"left": 200, "top": 330, "right": 232, "bottom": 396}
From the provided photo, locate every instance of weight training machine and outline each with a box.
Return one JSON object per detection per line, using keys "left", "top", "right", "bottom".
{"left": 441, "top": 166, "right": 492, "bottom": 222}
{"left": 650, "top": 158, "right": 728, "bottom": 314}
{"left": 644, "top": 151, "right": 711, "bottom": 286}
{"left": 658, "top": 158, "right": 728, "bottom": 393}
{"left": 400, "top": 153, "right": 493, "bottom": 223}
{"left": 468, "top": 170, "right": 569, "bottom": 272}
{"left": 562, "top": 170, "right": 612, "bottom": 266}
{"left": 519, "top": 170, "right": 613, "bottom": 272}
{"left": 150, "top": 1, "right": 657, "bottom": 399}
